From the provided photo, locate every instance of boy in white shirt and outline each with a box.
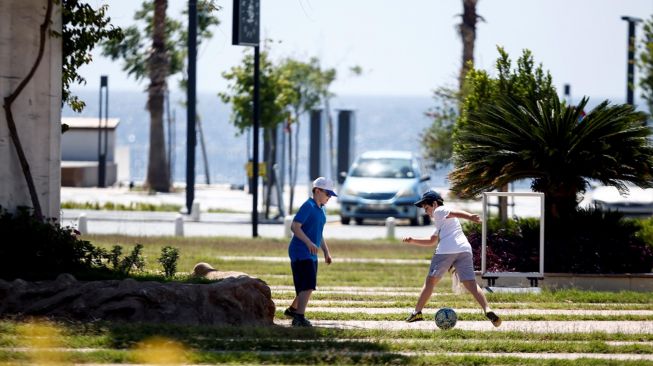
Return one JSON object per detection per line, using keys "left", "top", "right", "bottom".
{"left": 403, "top": 191, "right": 501, "bottom": 327}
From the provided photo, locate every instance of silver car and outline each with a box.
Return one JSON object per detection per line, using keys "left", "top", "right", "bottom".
{"left": 338, "top": 150, "right": 431, "bottom": 225}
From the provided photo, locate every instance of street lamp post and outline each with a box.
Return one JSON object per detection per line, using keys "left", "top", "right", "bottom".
{"left": 621, "top": 16, "right": 643, "bottom": 106}
{"left": 97, "top": 75, "right": 108, "bottom": 188}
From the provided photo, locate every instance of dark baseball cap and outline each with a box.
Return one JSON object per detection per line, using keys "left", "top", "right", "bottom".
{"left": 414, "top": 191, "right": 444, "bottom": 207}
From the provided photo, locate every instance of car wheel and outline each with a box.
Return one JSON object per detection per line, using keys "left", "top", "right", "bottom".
{"left": 355, "top": 218, "right": 364, "bottom": 225}
{"left": 409, "top": 217, "right": 420, "bottom": 226}
{"left": 340, "top": 216, "right": 351, "bottom": 225}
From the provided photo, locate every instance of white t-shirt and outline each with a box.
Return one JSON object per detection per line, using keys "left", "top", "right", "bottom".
{"left": 431, "top": 206, "right": 472, "bottom": 254}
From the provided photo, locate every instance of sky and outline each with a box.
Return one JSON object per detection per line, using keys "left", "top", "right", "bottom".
{"left": 77, "top": 0, "right": 653, "bottom": 104}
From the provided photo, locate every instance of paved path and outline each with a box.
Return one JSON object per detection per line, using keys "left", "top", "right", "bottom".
{"left": 275, "top": 319, "right": 653, "bottom": 333}
{"left": 220, "top": 256, "right": 431, "bottom": 264}
{"left": 276, "top": 306, "right": 653, "bottom": 316}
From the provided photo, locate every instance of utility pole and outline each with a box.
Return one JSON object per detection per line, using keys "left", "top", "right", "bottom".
{"left": 186, "top": 0, "right": 198, "bottom": 214}
{"left": 621, "top": 16, "right": 642, "bottom": 106}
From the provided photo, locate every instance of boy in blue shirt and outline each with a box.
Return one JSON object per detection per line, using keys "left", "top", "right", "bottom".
{"left": 284, "top": 177, "right": 336, "bottom": 327}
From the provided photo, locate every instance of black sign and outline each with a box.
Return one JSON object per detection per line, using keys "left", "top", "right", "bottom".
{"left": 232, "top": 0, "right": 259, "bottom": 46}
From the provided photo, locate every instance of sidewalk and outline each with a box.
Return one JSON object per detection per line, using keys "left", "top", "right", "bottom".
{"left": 60, "top": 185, "right": 588, "bottom": 238}
{"left": 60, "top": 185, "right": 434, "bottom": 238}
{"left": 61, "top": 184, "right": 553, "bottom": 217}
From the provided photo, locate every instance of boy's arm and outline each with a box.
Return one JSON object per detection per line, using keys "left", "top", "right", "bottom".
{"left": 402, "top": 235, "right": 439, "bottom": 246}
{"left": 447, "top": 209, "right": 481, "bottom": 223}
{"left": 321, "top": 236, "right": 332, "bottom": 264}
{"left": 291, "top": 221, "right": 319, "bottom": 254}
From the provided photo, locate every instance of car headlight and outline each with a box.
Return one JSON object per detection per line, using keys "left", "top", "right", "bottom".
{"left": 396, "top": 187, "right": 416, "bottom": 198}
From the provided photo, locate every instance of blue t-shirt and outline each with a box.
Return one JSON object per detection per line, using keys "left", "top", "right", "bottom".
{"left": 288, "top": 198, "right": 326, "bottom": 262}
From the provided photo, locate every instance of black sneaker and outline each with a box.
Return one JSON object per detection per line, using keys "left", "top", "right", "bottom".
{"left": 284, "top": 306, "right": 298, "bottom": 318}
{"left": 485, "top": 311, "right": 502, "bottom": 327}
{"left": 405, "top": 311, "right": 424, "bottom": 323}
{"left": 291, "top": 316, "right": 312, "bottom": 327}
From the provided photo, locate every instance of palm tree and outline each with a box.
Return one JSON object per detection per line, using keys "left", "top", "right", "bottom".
{"left": 146, "top": 0, "right": 171, "bottom": 192}
{"left": 458, "top": 0, "right": 481, "bottom": 90}
{"left": 450, "top": 94, "right": 653, "bottom": 220}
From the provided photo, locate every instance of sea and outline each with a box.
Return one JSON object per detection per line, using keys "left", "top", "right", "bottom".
{"left": 63, "top": 90, "right": 454, "bottom": 187}
{"left": 63, "top": 90, "right": 635, "bottom": 190}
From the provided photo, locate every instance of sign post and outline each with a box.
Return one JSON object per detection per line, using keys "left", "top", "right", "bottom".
{"left": 233, "top": 0, "right": 260, "bottom": 237}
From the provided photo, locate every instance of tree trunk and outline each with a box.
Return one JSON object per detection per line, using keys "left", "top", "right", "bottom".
{"left": 197, "top": 117, "right": 210, "bottom": 185}
{"left": 545, "top": 186, "right": 578, "bottom": 221}
{"left": 498, "top": 184, "right": 508, "bottom": 223}
{"left": 459, "top": 0, "right": 478, "bottom": 90}
{"left": 146, "top": 0, "right": 170, "bottom": 192}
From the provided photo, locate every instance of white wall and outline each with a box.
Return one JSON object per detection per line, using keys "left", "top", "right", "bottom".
{"left": 61, "top": 129, "right": 116, "bottom": 162}
{"left": 0, "top": 0, "right": 62, "bottom": 218}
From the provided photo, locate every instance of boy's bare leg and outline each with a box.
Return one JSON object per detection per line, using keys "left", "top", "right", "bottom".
{"left": 296, "top": 290, "right": 313, "bottom": 314}
{"left": 290, "top": 297, "right": 299, "bottom": 310}
{"left": 462, "top": 280, "right": 502, "bottom": 327}
{"left": 462, "top": 280, "right": 489, "bottom": 312}
{"left": 414, "top": 276, "right": 440, "bottom": 312}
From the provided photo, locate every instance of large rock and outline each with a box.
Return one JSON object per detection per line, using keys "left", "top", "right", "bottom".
{"left": 0, "top": 273, "right": 275, "bottom": 326}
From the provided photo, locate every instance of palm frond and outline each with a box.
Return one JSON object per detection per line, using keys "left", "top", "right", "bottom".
{"left": 450, "top": 94, "right": 653, "bottom": 199}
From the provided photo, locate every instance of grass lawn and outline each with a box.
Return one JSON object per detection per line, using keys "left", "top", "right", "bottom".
{"left": 4, "top": 234, "right": 652, "bottom": 365}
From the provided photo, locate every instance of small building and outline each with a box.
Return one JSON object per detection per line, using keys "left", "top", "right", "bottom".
{"left": 61, "top": 117, "right": 119, "bottom": 187}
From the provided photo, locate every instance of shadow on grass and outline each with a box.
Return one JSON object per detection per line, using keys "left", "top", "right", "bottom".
{"left": 101, "top": 321, "right": 410, "bottom": 364}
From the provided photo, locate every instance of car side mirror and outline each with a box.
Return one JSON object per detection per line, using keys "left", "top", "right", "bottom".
{"left": 419, "top": 175, "right": 431, "bottom": 182}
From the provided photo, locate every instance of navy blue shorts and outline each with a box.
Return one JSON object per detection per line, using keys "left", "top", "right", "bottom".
{"left": 291, "top": 259, "right": 318, "bottom": 294}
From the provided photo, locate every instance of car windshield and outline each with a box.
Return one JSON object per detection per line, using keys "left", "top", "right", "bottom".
{"left": 349, "top": 158, "right": 415, "bottom": 179}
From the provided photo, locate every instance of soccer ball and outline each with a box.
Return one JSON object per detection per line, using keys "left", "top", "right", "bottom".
{"left": 434, "top": 307, "right": 457, "bottom": 330}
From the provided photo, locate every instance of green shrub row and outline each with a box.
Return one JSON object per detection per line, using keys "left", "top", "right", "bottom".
{"left": 464, "top": 207, "right": 653, "bottom": 273}
{"left": 0, "top": 207, "right": 179, "bottom": 280}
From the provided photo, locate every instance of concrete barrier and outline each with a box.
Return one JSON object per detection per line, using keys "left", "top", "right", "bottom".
{"left": 77, "top": 213, "right": 87, "bottom": 235}
{"left": 175, "top": 214, "right": 184, "bottom": 236}
{"left": 385, "top": 217, "right": 396, "bottom": 240}
{"left": 191, "top": 201, "right": 200, "bottom": 221}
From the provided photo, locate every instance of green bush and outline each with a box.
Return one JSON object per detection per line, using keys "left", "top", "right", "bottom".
{"left": 465, "top": 217, "right": 540, "bottom": 273}
{"left": 158, "top": 246, "right": 180, "bottom": 277}
{"left": 0, "top": 208, "right": 156, "bottom": 280}
{"left": 118, "top": 244, "right": 146, "bottom": 275}
{"left": 0, "top": 207, "right": 111, "bottom": 280}
{"left": 464, "top": 207, "right": 653, "bottom": 274}
{"left": 633, "top": 216, "right": 653, "bottom": 249}
{"left": 109, "top": 245, "right": 122, "bottom": 270}
{"left": 546, "top": 208, "right": 653, "bottom": 273}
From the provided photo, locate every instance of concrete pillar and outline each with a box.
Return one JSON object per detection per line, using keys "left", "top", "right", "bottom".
{"left": 174, "top": 214, "right": 184, "bottom": 236}
{"left": 0, "top": 0, "right": 62, "bottom": 219}
{"left": 191, "top": 201, "right": 200, "bottom": 221}
{"left": 77, "top": 213, "right": 87, "bottom": 235}
{"left": 385, "top": 216, "right": 396, "bottom": 240}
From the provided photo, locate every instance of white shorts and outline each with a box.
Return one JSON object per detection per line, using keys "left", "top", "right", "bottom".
{"left": 428, "top": 252, "right": 475, "bottom": 281}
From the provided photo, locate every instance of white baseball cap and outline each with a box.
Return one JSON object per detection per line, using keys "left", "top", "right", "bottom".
{"left": 312, "top": 177, "right": 337, "bottom": 197}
